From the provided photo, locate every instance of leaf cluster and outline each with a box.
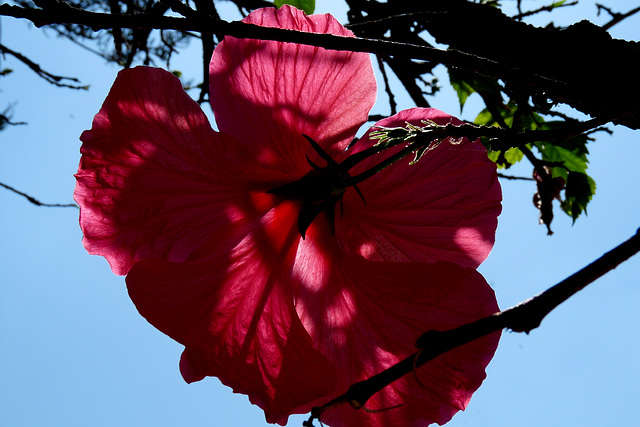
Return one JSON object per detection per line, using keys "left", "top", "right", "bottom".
{"left": 455, "top": 70, "right": 596, "bottom": 231}
{"left": 341, "top": 0, "right": 619, "bottom": 232}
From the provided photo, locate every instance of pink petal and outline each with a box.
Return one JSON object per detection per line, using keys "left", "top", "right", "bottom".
{"left": 126, "top": 200, "right": 337, "bottom": 425}
{"left": 75, "top": 67, "right": 284, "bottom": 275}
{"left": 337, "top": 108, "right": 502, "bottom": 269}
{"left": 209, "top": 5, "right": 376, "bottom": 172}
{"left": 295, "top": 223, "right": 500, "bottom": 427}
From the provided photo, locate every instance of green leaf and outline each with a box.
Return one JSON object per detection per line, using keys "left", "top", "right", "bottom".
{"left": 532, "top": 122, "right": 595, "bottom": 221}
{"left": 533, "top": 125, "right": 590, "bottom": 175}
{"left": 474, "top": 101, "right": 516, "bottom": 128}
{"left": 561, "top": 171, "right": 596, "bottom": 221}
{"left": 274, "top": 0, "right": 315, "bottom": 15}
{"left": 449, "top": 69, "right": 502, "bottom": 113}
{"left": 535, "top": 142, "right": 587, "bottom": 172}
{"left": 474, "top": 108, "right": 496, "bottom": 127}
{"left": 504, "top": 146, "right": 524, "bottom": 165}
{"left": 448, "top": 71, "right": 475, "bottom": 111}
{"left": 487, "top": 149, "right": 500, "bottom": 163}
{"left": 486, "top": 146, "right": 525, "bottom": 169}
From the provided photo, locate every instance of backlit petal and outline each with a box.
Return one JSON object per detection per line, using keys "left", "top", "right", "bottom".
{"left": 209, "top": 6, "right": 376, "bottom": 172}
{"left": 337, "top": 108, "right": 502, "bottom": 268}
{"left": 126, "top": 200, "right": 336, "bottom": 425}
{"left": 296, "top": 223, "right": 500, "bottom": 427}
{"left": 75, "top": 67, "right": 280, "bottom": 275}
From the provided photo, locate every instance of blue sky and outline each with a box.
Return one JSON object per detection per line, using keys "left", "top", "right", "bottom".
{"left": 2, "top": 1, "right": 640, "bottom": 426}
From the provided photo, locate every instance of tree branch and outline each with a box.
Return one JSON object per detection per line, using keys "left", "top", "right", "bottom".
{"left": 0, "top": 181, "right": 78, "bottom": 208}
{"left": 512, "top": 0, "right": 578, "bottom": 21}
{"left": 497, "top": 173, "right": 534, "bottom": 181}
{"left": 0, "top": 42, "right": 88, "bottom": 89}
{"left": 0, "top": 109, "right": 27, "bottom": 128}
{"left": 375, "top": 55, "right": 397, "bottom": 116}
{"left": 3, "top": 1, "right": 640, "bottom": 128}
{"left": 598, "top": 3, "right": 640, "bottom": 31}
{"left": 304, "top": 227, "right": 640, "bottom": 426}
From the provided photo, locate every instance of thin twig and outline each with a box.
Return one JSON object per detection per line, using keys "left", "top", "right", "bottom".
{"left": 0, "top": 113, "right": 27, "bottom": 127}
{"left": 0, "top": 42, "right": 88, "bottom": 89}
{"left": 497, "top": 173, "right": 534, "bottom": 181}
{"left": 512, "top": 1, "right": 578, "bottom": 21}
{"left": 47, "top": 26, "right": 115, "bottom": 62}
{"left": 598, "top": 4, "right": 640, "bottom": 31}
{"left": 376, "top": 56, "right": 397, "bottom": 116}
{"left": 0, "top": 181, "right": 78, "bottom": 208}
{"left": 305, "top": 227, "right": 640, "bottom": 425}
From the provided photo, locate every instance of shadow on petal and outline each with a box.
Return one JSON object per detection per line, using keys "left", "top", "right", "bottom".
{"left": 209, "top": 6, "right": 376, "bottom": 173}
{"left": 336, "top": 108, "right": 502, "bottom": 270}
{"left": 75, "top": 67, "right": 276, "bottom": 275}
{"left": 126, "top": 197, "right": 338, "bottom": 425}
{"left": 294, "top": 221, "right": 500, "bottom": 427}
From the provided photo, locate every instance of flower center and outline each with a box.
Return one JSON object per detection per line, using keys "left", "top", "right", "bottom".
{"left": 266, "top": 135, "right": 364, "bottom": 239}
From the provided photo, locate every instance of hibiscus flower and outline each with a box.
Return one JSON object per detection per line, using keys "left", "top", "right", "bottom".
{"left": 74, "top": 5, "right": 502, "bottom": 427}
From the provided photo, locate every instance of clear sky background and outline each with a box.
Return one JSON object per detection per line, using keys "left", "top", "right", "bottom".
{"left": 1, "top": 1, "right": 639, "bottom": 426}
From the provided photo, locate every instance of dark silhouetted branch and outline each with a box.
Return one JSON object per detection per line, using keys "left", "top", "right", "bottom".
{"left": 0, "top": 181, "right": 78, "bottom": 208}
{"left": 0, "top": 42, "right": 88, "bottom": 89}
{"left": 497, "top": 173, "right": 534, "bottom": 181}
{"left": 513, "top": 1, "right": 578, "bottom": 21}
{"left": 3, "top": 1, "right": 640, "bottom": 128}
{"left": 598, "top": 3, "right": 640, "bottom": 31}
{"left": 0, "top": 110, "right": 27, "bottom": 128}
